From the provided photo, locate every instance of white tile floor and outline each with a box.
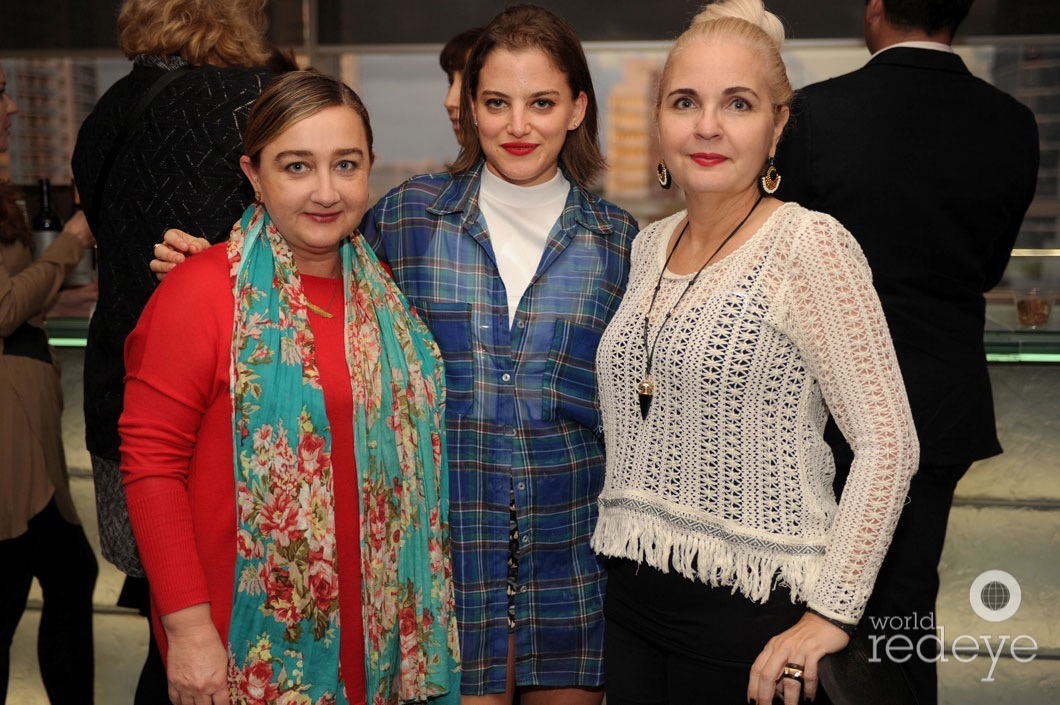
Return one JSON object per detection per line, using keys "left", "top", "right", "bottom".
{"left": 8, "top": 354, "right": 1059, "bottom": 704}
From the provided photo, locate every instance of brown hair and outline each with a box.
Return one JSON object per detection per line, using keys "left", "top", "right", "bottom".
{"left": 243, "top": 71, "right": 374, "bottom": 166}
{"left": 264, "top": 46, "right": 300, "bottom": 74}
{"left": 660, "top": 0, "right": 793, "bottom": 126}
{"left": 439, "top": 26, "right": 485, "bottom": 81}
{"left": 450, "top": 4, "right": 605, "bottom": 188}
{"left": 0, "top": 181, "right": 31, "bottom": 248}
{"left": 117, "top": 0, "right": 271, "bottom": 68}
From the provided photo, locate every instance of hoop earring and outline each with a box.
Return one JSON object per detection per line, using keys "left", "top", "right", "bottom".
{"left": 657, "top": 160, "right": 672, "bottom": 190}
{"left": 760, "top": 156, "right": 781, "bottom": 195}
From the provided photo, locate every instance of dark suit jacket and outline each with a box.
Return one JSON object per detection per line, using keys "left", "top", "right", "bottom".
{"left": 775, "top": 47, "right": 1039, "bottom": 466}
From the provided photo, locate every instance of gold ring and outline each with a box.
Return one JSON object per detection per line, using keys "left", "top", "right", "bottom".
{"left": 781, "top": 663, "right": 804, "bottom": 682}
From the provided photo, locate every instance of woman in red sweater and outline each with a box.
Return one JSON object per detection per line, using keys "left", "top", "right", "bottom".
{"left": 119, "top": 71, "right": 460, "bottom": 705}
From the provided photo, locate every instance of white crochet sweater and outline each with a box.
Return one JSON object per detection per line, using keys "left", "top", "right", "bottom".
{"left": 592, "top": 203, "right": 919, "bottom": 624}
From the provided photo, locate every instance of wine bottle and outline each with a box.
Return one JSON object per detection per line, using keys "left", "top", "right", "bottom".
{"left": 65, "top": 180, "right": 95, "bottom": 287}
{"left": 31, "top": 178, "right": 63, "bottom": 260}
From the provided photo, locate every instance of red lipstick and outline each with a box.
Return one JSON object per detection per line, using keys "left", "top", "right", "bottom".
{"left": 691, "top": 153, "right": 726, "bottom": 167}
{"left": 502, "top": 142, "right": 537, "bottom": 156}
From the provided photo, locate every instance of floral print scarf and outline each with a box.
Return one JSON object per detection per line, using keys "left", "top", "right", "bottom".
{"left": 226, "top": 204, "right": 460, "bottom": 704}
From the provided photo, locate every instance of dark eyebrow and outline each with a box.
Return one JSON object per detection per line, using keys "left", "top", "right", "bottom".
{"left": 666, "top": 87, "right": 699, "bottom": 101}
{"left": 480, "top": 89, "right": 562, "bottom": 100}
{"left": 666, "top": 86, "right": 761, "bottom": 100}
{"left": 723, "top": 86, "right": 760, "bottom": 98}
{"left": 272, "top": 147, "right": 365, "bottom": 162}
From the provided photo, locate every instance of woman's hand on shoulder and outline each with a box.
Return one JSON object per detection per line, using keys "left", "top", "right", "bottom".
{"left": 748, "top": 611, "right": 851, "bottom": 705}
{"left": 161, "top": 603, "right": 231, "bottom": 705}
{"left": 151, "top": 229, "right": 211, "bottom": 281}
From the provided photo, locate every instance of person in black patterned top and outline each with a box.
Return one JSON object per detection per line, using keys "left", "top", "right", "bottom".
{"left": 71, "top": 1, "right": 281, "bottom": 702}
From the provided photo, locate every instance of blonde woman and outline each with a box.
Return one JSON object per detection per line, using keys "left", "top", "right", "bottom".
{"left": 591, "top": 1, "right": 919, "bottom": 703}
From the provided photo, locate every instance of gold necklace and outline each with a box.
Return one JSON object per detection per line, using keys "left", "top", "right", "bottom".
{"left": 637, "top": 194, "right": 762, "bottom": 420}
{"left": 306, "top": 276, "right": 341, "bottom": 319}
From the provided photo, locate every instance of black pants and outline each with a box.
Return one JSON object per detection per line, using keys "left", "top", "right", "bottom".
{"left": 0, "top": 497, "right": 98, "bottom": 705}
{"left": 836, "top": 458, "right": 968, "bottom": 705}
{"left": 604, "top": 558, "right": 821, "bottom": 705}
{"left": 117, "top": 576, "right": 170, "bottom": 705}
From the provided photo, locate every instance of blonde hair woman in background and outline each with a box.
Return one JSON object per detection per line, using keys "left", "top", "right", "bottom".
{"left": 71, "top": 1, "right": 283, "bottom": 700}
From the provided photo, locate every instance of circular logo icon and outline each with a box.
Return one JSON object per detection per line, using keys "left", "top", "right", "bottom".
{"left": 969, "top": 569, "right": 1021, "bottom": 622}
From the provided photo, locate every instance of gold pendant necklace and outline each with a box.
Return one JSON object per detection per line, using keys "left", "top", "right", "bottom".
{"left": 306, "top": 277, "right": 341, "bottom": 319}
{"left": 638, "top": 195, "right": 762, "bottom": 420}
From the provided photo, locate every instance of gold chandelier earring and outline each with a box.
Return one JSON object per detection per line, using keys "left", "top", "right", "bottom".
{"left": 760, "top": 156, "right": 781, "bottom": 195}
{"left": 657, "top": 160, "right": 672, "bottom": 190}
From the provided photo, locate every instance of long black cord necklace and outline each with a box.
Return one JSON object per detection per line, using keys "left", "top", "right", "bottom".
{"left": 637, "top": 194, "right": 763, "bottom": 420}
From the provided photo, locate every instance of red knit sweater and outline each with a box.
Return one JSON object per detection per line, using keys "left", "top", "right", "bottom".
{"left": 121, "top": 243, "right": 365, "bottom": 702}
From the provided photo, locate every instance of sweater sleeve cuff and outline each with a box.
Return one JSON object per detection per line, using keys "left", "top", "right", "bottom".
{"left": 126, "top": 485, "right": 212, "bottom": 616}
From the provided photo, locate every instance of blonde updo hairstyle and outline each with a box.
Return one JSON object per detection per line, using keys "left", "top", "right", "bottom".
{"left": 117, "top": 0, "right": 271, "bottom": 68}
{"left": 657, "top": 0, "right": 793, "bottom": 128}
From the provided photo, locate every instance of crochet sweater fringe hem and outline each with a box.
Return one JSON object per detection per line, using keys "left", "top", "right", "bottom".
{"left": 591, "top": 510, "right": 823, "bottom": 606}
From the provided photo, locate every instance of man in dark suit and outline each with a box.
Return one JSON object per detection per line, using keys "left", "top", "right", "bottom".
{"left": 775, "top": 0, "right": 1039, "bottom": 702}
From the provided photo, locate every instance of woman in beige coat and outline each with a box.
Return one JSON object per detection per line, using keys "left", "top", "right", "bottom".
{"left": 0, "top": 61, "right": 99, "bottom": 705}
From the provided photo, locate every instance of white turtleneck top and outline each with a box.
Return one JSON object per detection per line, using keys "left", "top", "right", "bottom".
{"left": 479, "top": 166, "right": 570, "bottom": 327}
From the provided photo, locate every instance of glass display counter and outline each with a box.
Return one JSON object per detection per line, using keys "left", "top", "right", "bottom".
{"left": 985, "top": 288, "right": 1060, "bottom": 363}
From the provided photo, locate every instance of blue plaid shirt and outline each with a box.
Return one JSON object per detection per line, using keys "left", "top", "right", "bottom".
{"left": 361, "top": 161, "right": 637, "bottom": 694}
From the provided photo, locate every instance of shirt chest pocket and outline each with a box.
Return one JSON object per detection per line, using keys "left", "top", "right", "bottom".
{"left": 542, "top": 319, "right": 603, "bottom": 432}
{"left": 416, "top": 301, "right": 474, "bottom": 417}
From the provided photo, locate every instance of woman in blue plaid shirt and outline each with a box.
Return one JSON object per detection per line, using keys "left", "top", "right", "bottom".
{"left": 361, "top": 6, "right": 638, "bottom": 703}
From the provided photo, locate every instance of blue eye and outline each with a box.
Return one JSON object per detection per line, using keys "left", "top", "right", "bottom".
{"left": 336, "top": 160, "right": 357, "bottom": 172}
{"left": 286, "top": 162, "right": 308, "bottom": 174}
{"left": 674, "top": 97, "right": 696, "bottom": 110}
